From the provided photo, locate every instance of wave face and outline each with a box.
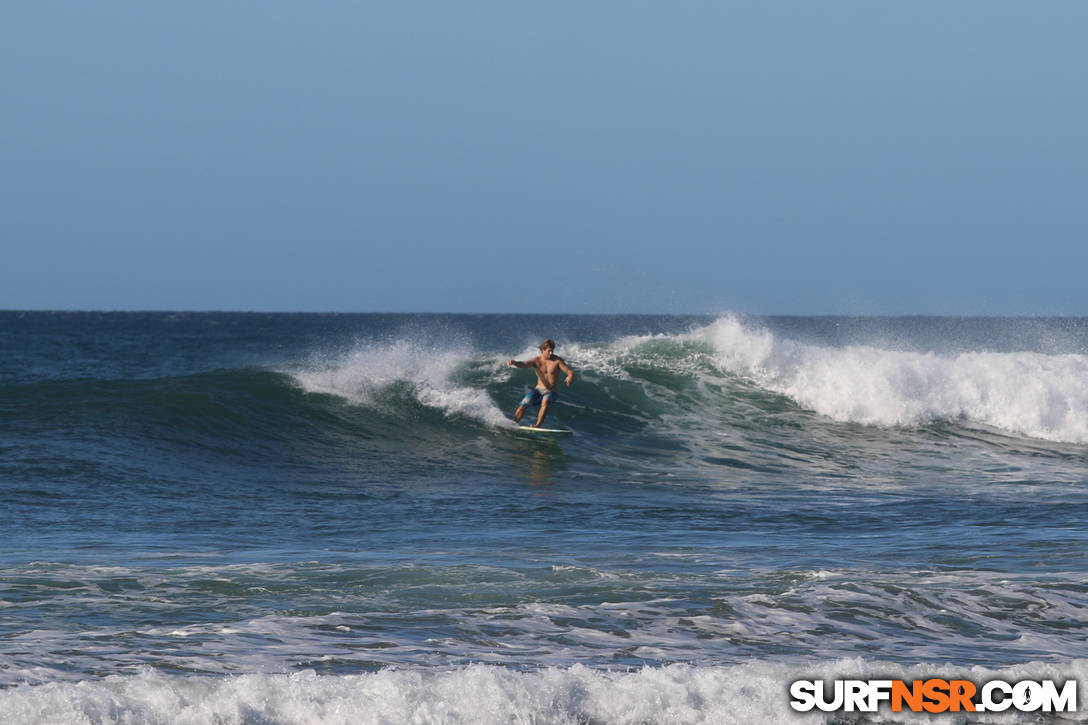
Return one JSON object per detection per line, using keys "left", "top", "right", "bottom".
{"left": 6, "top": 312, "right": 1088, "bottom": 460}
{"left": 2, "top": 312, "right": 1086, "bottom": 721}
{"left": 277, "top": 314, "right": 1088, "bottom": 450}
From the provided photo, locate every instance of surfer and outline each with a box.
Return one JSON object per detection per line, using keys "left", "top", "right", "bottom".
{"left": 507, "top": 339, "right": 574, "bottom": 427}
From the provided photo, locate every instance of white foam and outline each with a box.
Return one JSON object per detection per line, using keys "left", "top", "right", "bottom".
{"left": 7, "top": 562, "right": 1083, "bottom": 688}
{"left": 3, "top": 660, "right": 1084, "bottom": 724}
{"left": 692, "top": 316, "right": 1088, "bottom": 444}
{"left": 288, "top": 339, "right": 512, "bottom": 427}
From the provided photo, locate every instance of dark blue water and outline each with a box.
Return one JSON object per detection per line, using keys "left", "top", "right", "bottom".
{"left": 2, "top": 312, "right": 1086, "bottom": 722}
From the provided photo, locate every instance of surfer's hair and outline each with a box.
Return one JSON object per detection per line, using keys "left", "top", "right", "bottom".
{"left": 539, "top": 339, "right": 555, "bottom": 351}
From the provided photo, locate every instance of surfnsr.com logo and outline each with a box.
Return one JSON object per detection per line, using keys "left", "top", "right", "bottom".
{"left": 789, "top": 678, "right": 1077, "bottom": 714}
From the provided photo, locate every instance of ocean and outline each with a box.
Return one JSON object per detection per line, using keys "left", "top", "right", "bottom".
{"left": 1, "top": 311, "right": 1085, "bottom": 723}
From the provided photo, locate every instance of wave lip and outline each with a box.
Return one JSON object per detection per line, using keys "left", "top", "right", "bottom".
{"left": 288, "top": 339, "right": 512, "bottom": 428}
{"left": 694, "top": 316, "right": 1088, "bottom": 444}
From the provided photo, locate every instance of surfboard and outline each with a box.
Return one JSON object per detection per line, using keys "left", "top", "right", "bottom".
{"left": 509, "top": 425, "right": 573, "bottom": 439}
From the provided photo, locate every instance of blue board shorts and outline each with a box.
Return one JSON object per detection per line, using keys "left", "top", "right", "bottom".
{"left": 520, "top": 387, "right": 557, "bottom": 407}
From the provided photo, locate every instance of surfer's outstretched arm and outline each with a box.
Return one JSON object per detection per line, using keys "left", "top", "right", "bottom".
{"left": 507, "top": 356, "right": 538, "bottom": 369}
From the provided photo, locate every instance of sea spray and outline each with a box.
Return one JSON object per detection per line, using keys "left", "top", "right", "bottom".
{"left": 289, "top": 338, "right": 512, "bottom": 427}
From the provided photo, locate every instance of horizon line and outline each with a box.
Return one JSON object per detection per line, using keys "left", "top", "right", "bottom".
{"left": 3, "top": 308, "right": 1086, "bottom": 319}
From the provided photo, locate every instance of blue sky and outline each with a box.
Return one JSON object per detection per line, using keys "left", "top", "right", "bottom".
{"left": 3, "top": 2, "right": 1086, "bottom": 314}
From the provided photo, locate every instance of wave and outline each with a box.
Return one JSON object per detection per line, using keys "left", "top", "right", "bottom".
{"left": 694, "top": 317, "right": 1088, "bottom": 443}
{"left": 287, "top": 315, "right": 1088, "bottom": 446}
{"left": 559, "top": 316, "right": 1088, "bottom": 445}
{"left": 3, "top": 660, "right": 1084, "bottom": 724}
{"left": 7, "top": 316, "right": 1087, "bottom": 469}
{"left": 288, "top": 338, "right": 512, "bottom": 428}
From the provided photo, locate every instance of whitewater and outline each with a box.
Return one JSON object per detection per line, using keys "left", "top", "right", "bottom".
{"left": 1, "top": 312, "right": 1085, "bottom": 723}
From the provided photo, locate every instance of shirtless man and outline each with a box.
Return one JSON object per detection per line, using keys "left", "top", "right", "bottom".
{"left": 507, "top": 338, "right": 574, "bottom": 427}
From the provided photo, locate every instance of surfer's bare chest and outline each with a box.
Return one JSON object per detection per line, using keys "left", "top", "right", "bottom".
{"left": 534, "top": 357, "right": 562, "bottom": 387}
